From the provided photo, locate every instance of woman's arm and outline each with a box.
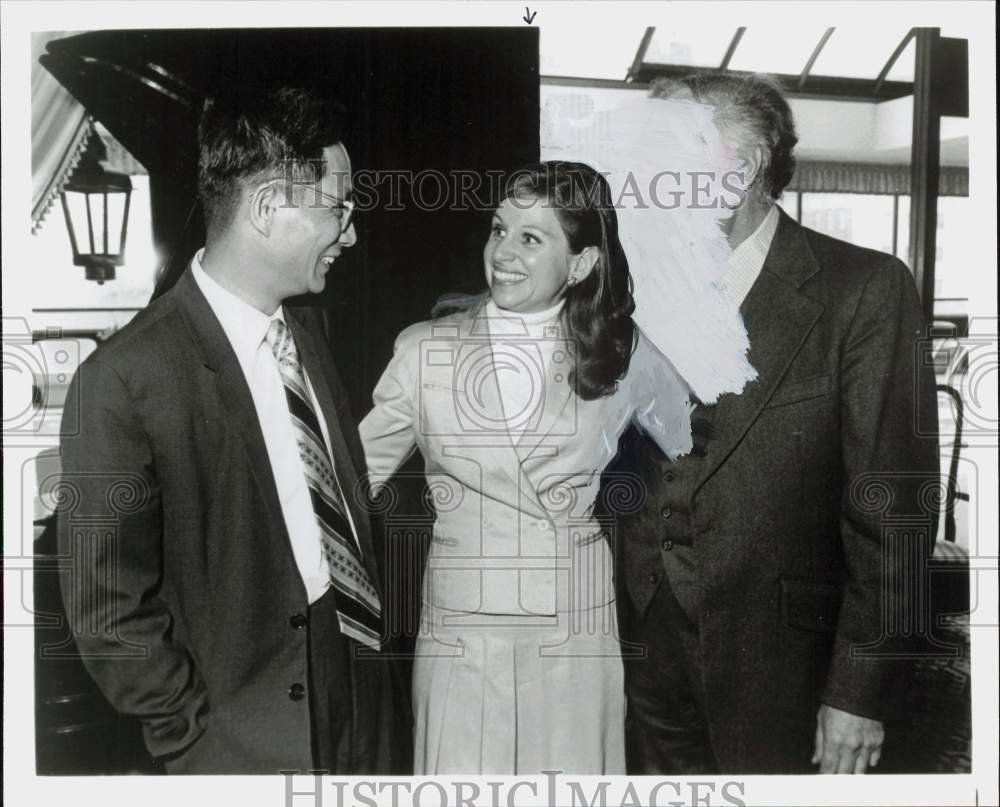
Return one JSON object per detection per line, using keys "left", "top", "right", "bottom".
{"left": 359, "top": 327, "right": 422, "bottom": 489}
{"left": 627, "top": 329, "right": 696, "bottom": 461}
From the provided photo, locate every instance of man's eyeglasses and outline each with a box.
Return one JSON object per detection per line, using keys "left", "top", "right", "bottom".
{"left": 283, "top": 181, "right": 355, "bottom": 227}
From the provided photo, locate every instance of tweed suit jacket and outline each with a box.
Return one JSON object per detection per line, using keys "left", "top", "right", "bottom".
{"left": 611, "top": 209, "right": 940, "bottom": 771}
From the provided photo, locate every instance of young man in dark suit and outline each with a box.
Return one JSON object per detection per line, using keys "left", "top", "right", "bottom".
{"left": 612, "top": 73, "right": 940, "bottom": 774}
{"left": 58, "top": 86, "right": 400, "bottom": 774}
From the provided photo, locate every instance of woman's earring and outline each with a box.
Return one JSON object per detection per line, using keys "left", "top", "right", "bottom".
{"left": 567, "top": 275, "right": 577, "bottom": 286}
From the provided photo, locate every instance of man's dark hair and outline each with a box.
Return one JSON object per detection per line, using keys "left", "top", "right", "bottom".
{"left": 650, "top": 72, "right": 798, "bottom": 199}
{"left": 197, "top": 85, "right": 348, "bottom": 235}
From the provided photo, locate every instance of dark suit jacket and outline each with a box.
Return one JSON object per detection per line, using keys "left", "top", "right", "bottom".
{"left": 57, "top": 268, "right": 397, "bottom": 774}
{"left": 612, "top": 210, "right": 940, "bottom": 771}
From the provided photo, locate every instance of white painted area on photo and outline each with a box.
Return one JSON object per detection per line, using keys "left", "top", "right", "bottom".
{"left": 541, "top": 91, "right": 754, "bottom": 404}
{"left": 2, "top": 3, "right": 996, "bottom": 807}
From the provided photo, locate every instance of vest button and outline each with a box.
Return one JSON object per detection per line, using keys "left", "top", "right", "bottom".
{"left": 647, "top": 571, "right": 660, "bottom": 585}
{"left": 290, "top": 612, "right": 308, "bottom": 630}
{"left": 661, "top": 538, "right": 674, "bottom": 552}
{"left": 660, "top": 506, "right": 673, "bottom": 519}
{"left": 288, "top": 683, "right": 306, "bottom": 701}
{"left": 663, "top": 470, "right": 676, "bottom": 482}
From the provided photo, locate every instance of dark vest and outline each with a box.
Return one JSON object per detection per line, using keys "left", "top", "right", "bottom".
{"left": 604, "top": 401, "right": 716, "bottom": 618}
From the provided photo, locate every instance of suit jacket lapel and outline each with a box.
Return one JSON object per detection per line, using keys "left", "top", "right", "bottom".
{"left": 514, "top": 318, "right": 575, "bottom": 462}
{"left": 694, "top": 211, "right": 824, "bottom": 495}
{"left": 465, "top": 303, "right": 549, "bottom": 519}
{"left": 173, "top": 269, "right": 291, "bottom": 546}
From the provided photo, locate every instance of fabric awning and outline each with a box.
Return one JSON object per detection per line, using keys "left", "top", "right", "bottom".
{"left": 31, "top": 31, "right": 91, "bottom": 233}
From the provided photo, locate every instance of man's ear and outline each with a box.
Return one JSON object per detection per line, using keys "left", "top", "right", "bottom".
{"left": 248, "top": 180, "right": 281, "bottom": 237}
{"left": 569, "top": 245, "right": 600, "bottom": 284}
{"left": 738, "top": 144, "right": 767, "bottom": 195}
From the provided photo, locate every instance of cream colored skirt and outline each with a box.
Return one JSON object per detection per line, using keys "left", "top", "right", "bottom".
{"left": 412, "top": 601, "right": 626, "bottom": 775}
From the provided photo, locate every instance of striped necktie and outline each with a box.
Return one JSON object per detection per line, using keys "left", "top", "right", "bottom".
{"left": 266, "top": 318, "right": 382, "bottom": 650}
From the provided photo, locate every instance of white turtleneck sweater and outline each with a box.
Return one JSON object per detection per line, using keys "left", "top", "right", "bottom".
{"left": 485, "top": 298, "right": 566, "bottom": 435}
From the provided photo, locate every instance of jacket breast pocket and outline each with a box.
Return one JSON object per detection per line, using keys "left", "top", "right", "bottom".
{"left": 420, "top": 381, "right": 462, "bottom": 395}
{"left": 765, "top": 374, "right": 833, "bottom": 409}
{"left": 779, "top": 576, "right": 842, "bottom": 635}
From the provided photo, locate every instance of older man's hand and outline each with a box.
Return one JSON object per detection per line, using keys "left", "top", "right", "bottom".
{"left": 811, "top": 704, "right": 884, "bottom": 773}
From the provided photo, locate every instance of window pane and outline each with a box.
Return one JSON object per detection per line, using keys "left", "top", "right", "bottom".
{"left": 885, "top": 36, "right": 915, "bottom": 83}
{"left": 809, "top": 27, "right": 913, "bottom": 80}
{"left": 936, "top": 196, "right": 974, "bottom": 301}
{"left": 645, "top": 28, "right": 737, "bottom": 67}
{"left": 540, "top": 26, "right": 650, "bottom": 80}
{"left": 896, "top": 195, "right": 910, "bottom": 264}
{"left": 728, "top": 28, "right": 829, "bottom": 75}
{"left": 896, "top": 195, "right": 973, "bottom": 306}
{"left": 800, "top": 193, "right": 895, "bottom": 253}
{"left": 777, "top": 190, "right": 799, "bottom": 220}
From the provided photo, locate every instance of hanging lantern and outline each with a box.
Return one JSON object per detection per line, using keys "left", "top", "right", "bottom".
{"left": 59, "top": 127, "right": 132, "bottom": 284}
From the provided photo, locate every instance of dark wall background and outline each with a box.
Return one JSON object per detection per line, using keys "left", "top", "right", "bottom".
{"left": 42, "top": 26, "right": 539, "bottom": 412}
{"left": 37, "top": 27, "right": 539, "bottom": 774}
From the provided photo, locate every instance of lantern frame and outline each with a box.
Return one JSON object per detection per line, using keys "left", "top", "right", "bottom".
{"left": 59, "top": 156, "right": 133, "bottom": 284}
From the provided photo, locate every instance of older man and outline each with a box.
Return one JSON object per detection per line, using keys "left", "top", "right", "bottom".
{"left": 58, "top": 86, "right": 401, "bottom": 774}
{"left": 610, "top": 73, "right": 940, "bottom": 774}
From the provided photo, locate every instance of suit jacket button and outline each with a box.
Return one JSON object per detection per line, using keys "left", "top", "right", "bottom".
{"left": 662, "top": 470, "right": 676, "bottom": 482}
{"left": 660, "top": 506, "right": 673, "bottom": 519}
{"left": 288, "top": 683, "right": 306, "bottom": 701}
{"left": 661, "top": 538, "right": 674, "bottom": 552}
{"left": 647, "top": 571, "right": 659, "bottom": 585}
{"left": 290, "top": 613, "right": 308, "bottom": 630}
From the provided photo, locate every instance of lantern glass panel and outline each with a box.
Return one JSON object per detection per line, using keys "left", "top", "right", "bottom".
{"left": 64, "top": 190, "right": 91, "bottom": 256}
{"left": 86, "top": 193, "right": 102, "bottom": 253}
{"left": 106, "top": 192, "right": 126, "bottom": 255}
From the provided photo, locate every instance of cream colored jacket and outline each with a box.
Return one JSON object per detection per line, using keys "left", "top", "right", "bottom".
{"left": 359, "top": 300, "right": 692, "bottom": 616}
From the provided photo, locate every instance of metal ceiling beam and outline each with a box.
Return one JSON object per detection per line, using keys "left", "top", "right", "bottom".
{"left": 627, "top": 27, "right": 656, "bottom": 82}
{"left": 632, "top": 63, "right": 914, "bottom": 102}
{"left": 875, "top": 28, "right": 917, "bottom": 95}
{"left": 799, "top": 27, "right": 835, "bottom": 89}
{"left": 719, "top": 27, "right": 746, "bottom": 70}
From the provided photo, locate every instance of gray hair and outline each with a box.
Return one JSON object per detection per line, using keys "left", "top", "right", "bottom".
{"left": 650, "top": 72, "right": 798, "bottom": 199}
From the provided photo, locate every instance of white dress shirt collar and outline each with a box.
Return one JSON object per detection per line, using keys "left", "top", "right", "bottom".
{"left": 721, "top": 204, "right": 781, "bottom": 308}
{"left": 191, "top": 248, "right": 284, "bottom": 371}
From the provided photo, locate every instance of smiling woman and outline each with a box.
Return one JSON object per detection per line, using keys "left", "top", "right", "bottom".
{"left": 484, "top": 199, "right": 580, "bottom": 313}
{"left": 489, "top": 162, "right": 636, "bottom": 401}
{"left": 359, "top": 158, "right": 694, "bottom": 776}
